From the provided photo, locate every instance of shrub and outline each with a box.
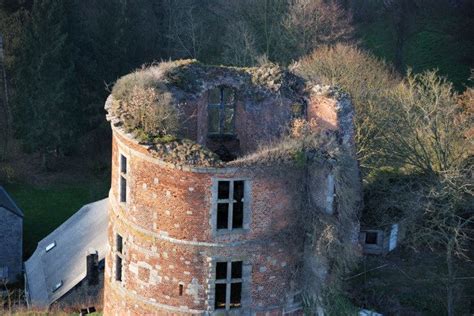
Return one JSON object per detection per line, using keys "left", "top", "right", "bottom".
{"left": 295, "top": 44, "right": 400, "bottom": 170}
{"left": 111, "top": 80, "right": 181, "bottom": 138}
{"left": 111, "top": 70, "right": 156, "bottom": 102}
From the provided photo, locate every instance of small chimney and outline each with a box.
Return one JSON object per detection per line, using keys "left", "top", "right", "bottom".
{"left": 86, "top": 251, "right": 99, "bottom": 286}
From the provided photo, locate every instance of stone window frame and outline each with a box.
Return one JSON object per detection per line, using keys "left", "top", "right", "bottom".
{"left": 114, "top": 232, "right": 124, "bottom": 284}
{"left": 207, "top": 86, "right": 236, "bottom": 137}
{"left": 207, "top": 257, "right": 252, "bottom": 315}
{"left": 210, "top": 178, "right": 252, "bottom": 236}
{"left": 118, "top": 151, "right": 129, "bottom": 206}
{"left": 360, "top": 229, "right": 384, "bottom": 250}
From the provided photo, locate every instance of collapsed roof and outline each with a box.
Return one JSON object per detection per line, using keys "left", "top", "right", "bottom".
{"left": 105, "top": 60, "right": 353, "bottom": 168}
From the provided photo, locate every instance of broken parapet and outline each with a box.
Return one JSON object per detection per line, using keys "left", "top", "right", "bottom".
{"left": 309, "top": 84, "right": 356, "bottom": 151}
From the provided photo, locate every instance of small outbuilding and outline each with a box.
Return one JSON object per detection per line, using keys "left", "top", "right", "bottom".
{"left": 0, "top": 186, "right": 23, "bottom": 283}
{"left": 24, "top": 198, "right": 108, "bottom": 308}
{"left": 360, "top": 222, "right": 406, "bottom": 255}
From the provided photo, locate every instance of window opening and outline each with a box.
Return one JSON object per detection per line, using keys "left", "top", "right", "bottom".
{"left": 179, "top": 284, "right": 184, "bottom": 296}
{"left": 115, "top": 255, "right": 122, "bottom": 282}
{"left": 116, "top": 234, "right": 123, "bottom": 254}
{"left": 215, "top": 261, "right": 243, "bottom": 310}
{"left": 232, "top": 181, "right": 244, "bottom": 229}
{"left": 365, "top": 232, "right": 378, "bottom": 245}
{"left": 119, "top": 153, "right": 127, "bottom": 203}
{"left": 120, "top": 176, "right": 127, "bottom": 203}
{"left": 216, "top": 180, "right": 246, "bottom": 231}
{"left": 208, "top": 86, "right": 235, "bottom": 136}
{"left": 120, "top": 154, "right": 127, "bottom": 174}
{"left": 52, "top": 280, "right": 63, "bottom": 292}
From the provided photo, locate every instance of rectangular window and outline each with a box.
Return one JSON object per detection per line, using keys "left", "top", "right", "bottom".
{"left": 119, "top": 153, "right": 127, "bottom": 203}
{"left": 115, "top": 255, "right": 122, "bottom": 282}
{"left": 116, "top": 234, "right": 123, "bottom": 254}
{"left": 45, "top": 241, "right": 56, "bottom": 252}
{"left": 365, "top": 232, "right": 378, "bottom": 245}
{"left": 215, "top": 284, "right": 227, "bottom": 309}
{"left": 215, "top": 261, "right": 243, "bottom": 310}
{"left": 222, "top": 106, "right": 235, "bottom": 134}
{"left": 120, "top": 176, "right": 127, "bottom": 203}
{"left": 217, "top": 204, "right": 229, "bottom": 229}
{"left": 120, "top": 154, "right": 127, "bottom": 174}
{"left": 208, "top": 86, "right": 235, "bottom": 136}
{"left": 208, "top": 105, "right": 220, "bottom": 134}
{"left": 232, "top": 181, "right": 244, "bottom": 229}
{"left": 216, "top": 180, "right": 246, "bottom": 231}
{"left": 52, "top": 280, "right": 63, "bottom": 292}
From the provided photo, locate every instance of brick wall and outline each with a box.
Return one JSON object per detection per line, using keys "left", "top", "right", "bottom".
{"left": 104, "top": 78, "right": 359, "bottom": 315}
{"left": 181, "top": 90, "right": 294, "bottom": 158}
{"left": 104, "top": 127, "right": 308, "bottom": 315}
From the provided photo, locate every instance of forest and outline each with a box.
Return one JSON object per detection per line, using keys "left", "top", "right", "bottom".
{"left": 0, "top": 0, "right": 473, "bottom": 315}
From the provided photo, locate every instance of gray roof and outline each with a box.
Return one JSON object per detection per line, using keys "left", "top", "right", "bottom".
{"left": 25, "top": 198, "right": 108, "bottom": 307}
{"left": 0, "top": 186, "right": 23, "bottom": 217}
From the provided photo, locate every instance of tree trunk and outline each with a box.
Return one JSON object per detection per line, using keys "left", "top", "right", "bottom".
{"left": 446, "top": 239, "right": 455, "bottom": 316}
{"left": 41, "top": 151, "right": 48, "bottom": 171}
{"left": 0, "top": 33, "right": 10, "bottom": 161}
{"left": 393, "top": 0, "right": 409, "bottom": 72}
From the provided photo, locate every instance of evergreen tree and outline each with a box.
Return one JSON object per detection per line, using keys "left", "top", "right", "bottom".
{"left": 13, "top": 0, "right": 79, "bottom": 165}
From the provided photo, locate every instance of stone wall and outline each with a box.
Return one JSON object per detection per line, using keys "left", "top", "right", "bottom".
{"left": 0, "top": 207, "right": 22, "bottom": 283}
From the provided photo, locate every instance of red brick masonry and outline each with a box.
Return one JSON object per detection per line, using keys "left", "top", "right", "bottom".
{"left": 104, "top": 127, "right": 307, "bottom": 315}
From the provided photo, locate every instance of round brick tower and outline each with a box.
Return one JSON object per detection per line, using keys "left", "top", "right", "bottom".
{"left": 103, "top": 61, "right": 360, "bottom": 315}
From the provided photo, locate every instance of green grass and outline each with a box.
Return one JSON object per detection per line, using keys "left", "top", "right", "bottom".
{"left": 5, "top": 180, "right": 109, "bottom": 259}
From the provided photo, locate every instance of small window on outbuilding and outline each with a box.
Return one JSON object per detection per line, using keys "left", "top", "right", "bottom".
{"left": 208, "top": 86, "right": 236, "bottom": 137}
{"left": 365, "top": 231, "right": 378, "bottom": 245}
{"left": 52, "top": 280, "right": 63, "bottom": 292}
{"left": 45, "top": 241, "right": 56, "bottom": 252}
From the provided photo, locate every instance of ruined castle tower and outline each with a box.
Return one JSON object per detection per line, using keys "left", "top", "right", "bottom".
{"left": 103, "top": 61, "right": 360, "bottom": 315}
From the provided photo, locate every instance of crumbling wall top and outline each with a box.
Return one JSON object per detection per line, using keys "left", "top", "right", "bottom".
{"left": 105, "top": 60, "right": 356, "bottom": 169}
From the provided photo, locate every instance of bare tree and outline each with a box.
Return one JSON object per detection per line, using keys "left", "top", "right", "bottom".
{"left": 221, "top": 20, "right": 258, "bottom": 66}
{"left": 295, "top": 44, "right": 399, "bottom": 170}
{"left": 381, "top": 70, "right": 469, "bottom": 174}
{"left": 374, "top": 70, "right": 473, "bottom": 316}
{"left": 162, "top": 0, "right": 212, "bottom": 60}
{"left": 282, "top": 0, "right": 354, "bottom": 61}
{"left": 212, "top": 0, "right": 287, "bottom": 64}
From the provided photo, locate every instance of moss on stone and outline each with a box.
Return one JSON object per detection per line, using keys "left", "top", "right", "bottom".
{"left": 148, "top": 139, "right": 222, "bottom": 167}
{"left": 106, "top": 60, "right": 315, "bottom": 167}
